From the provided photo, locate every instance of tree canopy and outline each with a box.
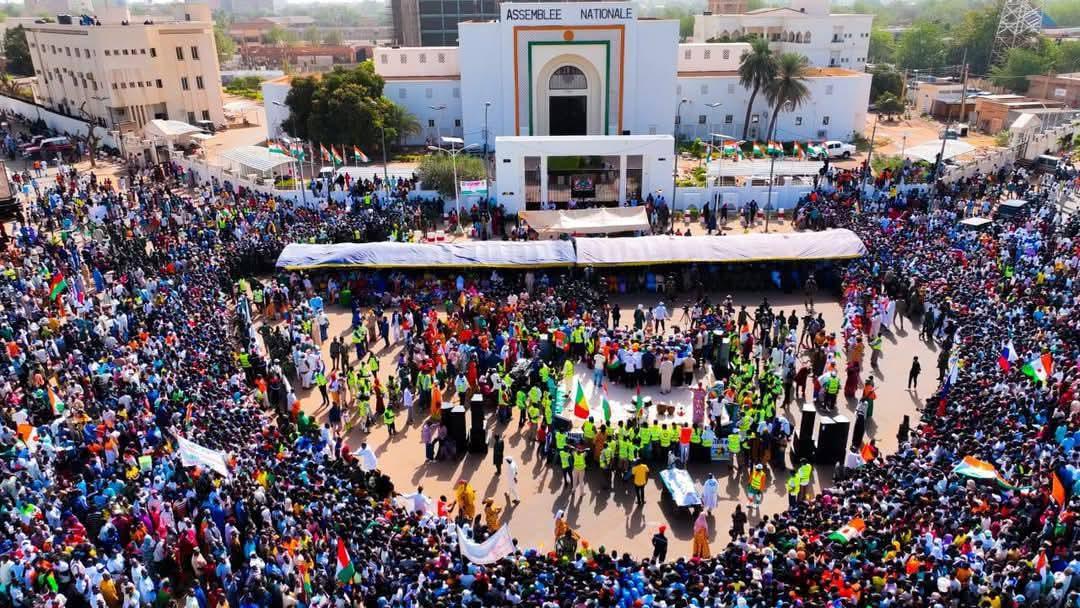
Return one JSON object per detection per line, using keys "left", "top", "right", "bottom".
{"left": 281, "top": 62, "right": 419, "bottom": 153}
{"left": 416, "top": 154, "right": 485, "bottom": 199}
{"left": 2, "top": 25, "right": 33, "bottom": 77}
{"left": 895, "top": 21, "right": 949, "bottom": 71}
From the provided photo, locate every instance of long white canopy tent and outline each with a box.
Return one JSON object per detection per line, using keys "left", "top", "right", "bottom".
{"left": 574, "top": 229, "right": 866, "bottom": 266}
{"left": 276, "top": 240, "right": 578, "bottom": 270}
{"left": 277, "top": 229, "right": 865, "bottom": 270}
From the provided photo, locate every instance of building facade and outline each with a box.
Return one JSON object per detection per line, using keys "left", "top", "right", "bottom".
{"left": 1027, "top": 73, "right": 1080, "bottom": 109}
{"left": 26, "top": 3, "right": 226, "bottom": 131}
{"left": 693, "top": 0, "right": 872, "bottom": 70}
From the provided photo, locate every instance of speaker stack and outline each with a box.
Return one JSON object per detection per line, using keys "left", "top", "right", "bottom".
{"left": 447, "top": 405, "right": 467, "bottom": 455}
{"left": 793, "top": 404, "right": 816, "bottom": 461}
{"left": 537, "top": 334, "right": 553, "bottom": 362}
{"left": 850, "top": 413, "right": 866, "bottom": 448}
{"left": 468, "top": 394, "right": 488, "bottom": 454}
{"left": 815, "top": 414, "right": 850, "bottom": 465}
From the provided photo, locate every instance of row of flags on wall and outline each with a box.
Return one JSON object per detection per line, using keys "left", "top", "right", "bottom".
{"left": 267, "top": 140, "right": 371, "bottom": 165}
{"left": 705, "top": 140, "right": 827, "bottom": 162}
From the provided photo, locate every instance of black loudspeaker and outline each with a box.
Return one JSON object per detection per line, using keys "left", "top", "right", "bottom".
{"left": 793, "top": 404, "right": 816, "bottom": 461}
{"left": 897, "top": 414, "right": 911, "bottom": 444}
{"left": 448, "top": 405, "right": 467, "bottom": 454}
{"left": 815, "top": 414, "right": 850, "bottom": 465}
{"left": 553, "top": 413, "right": 573, "bottom": 433}
{"left": 850, "top": 413, "right": 866, "bottom": 448}
{"left": 468, "top": 395, "right": 488, "bottom": 454}
{"left": 537, "top": 334, "right": 553, "bottom": 361}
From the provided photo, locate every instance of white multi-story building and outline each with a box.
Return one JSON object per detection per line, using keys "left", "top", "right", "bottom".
{"left": 266, "top": 2, "right": 871, "bottom": 212}
{"left": 693, "top": 0, "right": 873, "bottom": 71}
{"left": 26, "top": 3, "right": 226, "bottom": 131}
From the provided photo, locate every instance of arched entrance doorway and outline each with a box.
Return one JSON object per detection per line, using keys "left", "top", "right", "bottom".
{"left": 548, "top": 65, "right": 588, "bottom": 135}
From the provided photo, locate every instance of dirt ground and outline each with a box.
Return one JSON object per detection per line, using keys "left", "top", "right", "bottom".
{"left": 284, "top": 288, "right": 937, "bottom": 557}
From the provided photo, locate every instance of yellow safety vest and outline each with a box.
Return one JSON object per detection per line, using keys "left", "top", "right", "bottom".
{"left": 750, "top": 470, "right": 765, "bottom": 491}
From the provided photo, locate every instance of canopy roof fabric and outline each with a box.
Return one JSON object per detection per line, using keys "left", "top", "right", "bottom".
{"left": 575, "top": 229, "right": 866, "bottom": 266}
{"left": 903, "top": 139, "right": 975, "bottom": 162}
{"left": 276, "top": 240, "right": 577, "bottom": 270}
{"left": 520, "top": 207, "right": 649, "bottom": 234}
{"left": 223, "top": 100, "right": 258, "bottom": 113}
{"left": 144, "top": 119, "right": 203, "bottom": 139}
{"left": 219, "top": 146, "right": 295, "bottom": 173}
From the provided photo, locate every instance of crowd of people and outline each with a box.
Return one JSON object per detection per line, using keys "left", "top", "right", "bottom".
{"left": 1, "top": 137, "right": 1079, "bottom": 608}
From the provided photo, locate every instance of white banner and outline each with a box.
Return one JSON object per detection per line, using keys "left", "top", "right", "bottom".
{"left": 176, "top": 436, "right": 230, "bottom": 477}
{"left": 459, "top": 180, "right": 488, "bottom": 196}
{"left": 457, "top": 525, "right": 515, "bottom": 564}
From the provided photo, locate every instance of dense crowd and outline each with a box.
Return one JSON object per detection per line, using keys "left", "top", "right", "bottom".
{"left": 1, "top": 143, "right": 1079, "bottom": 608}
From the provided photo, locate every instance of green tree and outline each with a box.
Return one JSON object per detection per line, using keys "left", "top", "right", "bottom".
{"left": 2, "top": 25, "right": 33, "bottom": 76}
{"left": 214, "top": 24, "right": 236, "bottom": 63}
{"left": 868, "top": 27, "right": 895, "bottom": 64}
{"left": 895, "top": 20, "right": 948, "bottom": 70}
{"left": 737, "top": 36, "right": 776, "bottom": 140}
{"left": 323, "top": 30, "right": 344, "bottom": 45}
{"left": 416, "top": 154, "right": 485, "bottom": 199}
{"left": 764, "top": 52, "right": 810, "bottom": 141}
{"left": 949, "top": 5, "right": 999, "bottom": 75}
{"left": 1059, "top": 41, "right": 1080, "bottom": 73}
{"left": 379, "top": 102, "right": 420, "bottom": 149}
{"left": 281, "top": 76, "right": 320, "bottom": 139}
{"left": 990, "top": 44, "right": 1056, "bottom": 92}
{"left": 1044, "top": 0, "right": 1080, "bottom": 27}
{"left": 870, "top": 65, "right": 903, "bottom": 102}
{"left": 875, "top": 93, "right": 905, "bottom": 120}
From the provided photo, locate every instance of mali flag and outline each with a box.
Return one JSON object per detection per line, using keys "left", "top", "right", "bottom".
{"left": 573, "top": 383, "right": 589, "bottom": 419}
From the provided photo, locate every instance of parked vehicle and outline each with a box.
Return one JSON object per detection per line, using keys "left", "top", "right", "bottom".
{"left": 22, "top": 136, "right": 74, "bottom": 160}
{"left": 816, "top": 140, "right": 855, "bottom": 159}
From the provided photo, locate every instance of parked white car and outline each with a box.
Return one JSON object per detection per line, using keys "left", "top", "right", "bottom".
{"left": 817, "top": 140, "right": 856, "bottom": 159}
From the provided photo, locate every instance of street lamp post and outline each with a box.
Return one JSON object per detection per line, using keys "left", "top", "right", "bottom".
{"left": 482, "top": 101, "right": 492, "bottom": 199}
{"left": 430, "top": 104, "right": 447, "bottom": 142}
{"left": 765, "top": 152, "right": 777, "bottom": 233}
{"left": 428, "top": 136, "right": 479, "bottom": 227}
{"left": 671, "top": 98, "right": 689, "bottom": 232}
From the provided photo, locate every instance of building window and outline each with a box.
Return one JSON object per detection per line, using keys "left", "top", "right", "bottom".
{"left": 399, "top": 54, "right": 407, "bottom": 64}
{"left": 120, "top": 82, "right": 127, "bottom": 89}
{"left": 419, "top": 53, "right": 426, "bottom": 63}
{"left": 425, "top": 87, "right": 432, "bottom": 98}
{"left": 191, "top": 46, "right": 199, "bottom": 60}
{"left": 428, "top": 119, "right": 435, "bottom": 127}
{"left": 181, "top": 77, "right": 190, "bottom": 90}
{"left": 140, "top": 49, "right": 146, "bottom": 54}
{"left": 104, "top": 49, "right": 110, "bottom": 56}
{"left": 795, "top": 116, "right": 802, "bottom": 125}
{"left": 454, "top": 119, "right": 461, "bottom": 127}
{"left": 648, "top": 125, "right": 657, "bottom": 135}
{"left": 723, "top": 50, "right": 730, "bottom": 60}
{"left": 187, "top": 112, "right": 195, "bottom": 124}
{"left": 703, "top": 49, "right": 711, "bottom": 59}
{"left": 156, "top": 79, "right": 163, "bottom": 88}
{"left": 822, "top": 116, "right": 830, "bottom": 125}
{"left": 700, "top": 84, "right": 708, "bottom": 95}
{"left": 683, "top": 49, "right": 691, "bottom": 60}
{"left": 137, "top": 81, "right": 143, "bottom": 87}
{"left": 176, "top": 46, "right": 184, "bottom": 60}
{"left": 85, "top": 48, "right": 90, "bottom": 56}
{"left": 452, "top": 88, "right": 459, "bottom": 98}
{"left": 751, "top": 115, "right": 759, "bottom": 123}
{"left": 150, "top": 47, "right": 156, "bottom": 57}
{"left": 202, "top": 110, "right": 210, "bottom": 120}
{"left": 728, "top": 83, "right": 735, "bottom": 94}
{"left": 698, "top": 114, "right": 707, "bottom": 124}
{"left": 122, "top": 49, "right": 128, "bottom": 55}
{"left": 92, "top": 81, "right": 97, "bottom": 90}
{"left": 724, "top": 114, "right": 733, "bottom": 124}
{"left": 826, "top": 85, "right": 834, "bottom": 95}
{"left": 380, "top": 54, "right": 388, "bottom": 64}
{"left": 196, "top": 76, "right": 204, "bottom": 89}
{"left": 437, "top": 53, "right": 445, "bottom": 63}
{"left": 399, "top": 88, "right": 406, "bottom": 99}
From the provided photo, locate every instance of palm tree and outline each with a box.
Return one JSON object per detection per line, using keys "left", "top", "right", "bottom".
{"left": 764, "top": 52, "right": 810, "bottom": 143}
{"left": 737, "top": 37, "right": 776, "bottom": 141}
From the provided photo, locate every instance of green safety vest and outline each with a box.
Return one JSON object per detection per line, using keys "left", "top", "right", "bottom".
{"left": 798, "top": 464, "right": 812, "bottom": 485}
{"left": 384, "top": 409, "right": 395, "bottom": 425}
{"left": 573, "top": 452, "right": 585, "bottom": 470}
{"left": 559, "top": 451, "right": 571, "bottom": 469}
{"left": 556, "top": 432, "right": 567, "bottom": 450}
{"left": 728, "top": 433, "right": 741, "bottom": 454}
{"left": 826, "top": 377, "right": 840, "bottom": 395}
{"left": 582, "top": 421, "right": 595, "bottom": 440}
{"left": 701, "top": 431, "right": 714, "bottom": 448}
{"left": 786, "top": 476, "right": 800, "bottom": 496}
{"left": 516, "top": 391, "right": 527, "bottom": 409}
{"left": 351, "top": 328, "right": 363, "bottom": 344}
{"left": 238, "top": 353, "right": 250, "bottom": 368}
{"left": 659, "top": 429, "right": 671, "bottom": 447}
{"left": 315, "top": 373, "right": 327, "bottom": 387}
{"left": 690, "top": 429, "right": 701, "bottom": 444}
{"left": 650, "top": 425, "right": 661, "bottom": 441}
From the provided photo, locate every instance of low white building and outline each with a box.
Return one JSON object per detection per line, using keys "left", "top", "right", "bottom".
{"left": 693, "top": 0, "right": 873, "bottom": 71}
{"left": 25, "top": 3, "right": 226, "bottom": 131}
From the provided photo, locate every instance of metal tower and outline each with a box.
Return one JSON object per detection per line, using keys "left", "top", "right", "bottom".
{"left": 991, "top": 0, "right": 1043, "bottom": 66}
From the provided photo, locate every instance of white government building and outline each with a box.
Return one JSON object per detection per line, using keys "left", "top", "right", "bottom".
{"left": 266, "top": 1, "right": 871, "bottom": 212}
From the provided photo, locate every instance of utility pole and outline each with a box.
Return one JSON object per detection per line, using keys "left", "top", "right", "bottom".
{"left": 862, "top": 116, "right": 879, "bottom": 189}
{"left": 765, "top": 152, "right": 776, "bottom": 233}
{"left": 936, "top": 50, "right": 967, "bottom": 185}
